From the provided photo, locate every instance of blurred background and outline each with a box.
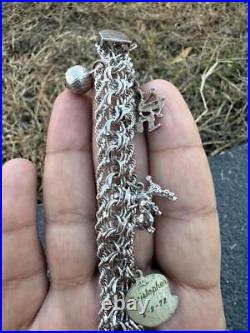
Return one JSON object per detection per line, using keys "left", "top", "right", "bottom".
{"left": 2, "top": 2, "right": 247, "bottom": 200}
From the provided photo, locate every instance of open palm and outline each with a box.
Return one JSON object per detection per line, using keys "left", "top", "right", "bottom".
{"left": 3, "top": 80, "right": 225, "bottom": 330}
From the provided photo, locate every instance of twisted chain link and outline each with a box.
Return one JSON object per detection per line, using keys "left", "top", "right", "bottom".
{"left": 93, "top": 40, "right": 177, "bottom": 331}
{"left": 94, "top": 42, "right": 143, "bottom": 331}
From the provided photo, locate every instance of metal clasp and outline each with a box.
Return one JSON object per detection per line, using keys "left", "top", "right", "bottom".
{"left": 99, "top": 29, "right": 132, "bottom": 45}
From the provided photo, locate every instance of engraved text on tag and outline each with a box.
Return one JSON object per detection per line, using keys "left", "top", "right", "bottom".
{"left": 125, "top": 274, "right": 178, "bottom": 327}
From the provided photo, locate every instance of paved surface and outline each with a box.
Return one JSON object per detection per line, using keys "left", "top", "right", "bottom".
{"left": 37, "top": 144, "right": 248, "bottom": 331}
{"left": 209, "top": 144, "right": 248, "bottom": 331}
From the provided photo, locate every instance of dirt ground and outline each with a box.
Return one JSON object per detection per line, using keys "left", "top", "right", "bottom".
{"left": 2, "top": 2, "right": 248, "bottom": 199}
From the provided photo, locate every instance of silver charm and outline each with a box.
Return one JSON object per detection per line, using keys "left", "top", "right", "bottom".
{"left": 125, "top": 274, "right": 178, "bottom": 327}
{"left": 135, "top": 88, "right": 164, "bottom": 133}
{"left": 136, "top": 176, "right": 177, "bottom": 233}
{"left": 65, "top": 29, "right": 177, "bottom": 331}
{"left": 65, "top": 65, "right": 93, "bottom": 93}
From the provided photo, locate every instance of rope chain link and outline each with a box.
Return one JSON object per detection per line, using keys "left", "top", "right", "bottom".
{"left": 94, "top": 40, "right": 176, "bottom": 331}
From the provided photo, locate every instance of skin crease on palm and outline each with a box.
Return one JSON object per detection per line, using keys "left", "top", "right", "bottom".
{"left": 2, "top": 80, "right": 226, "bottom": 331}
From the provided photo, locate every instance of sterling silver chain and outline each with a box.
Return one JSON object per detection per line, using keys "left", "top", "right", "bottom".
{"left": 94, "top": 40, "right": 144, "bottom": 331}
{"left": 93, "top": 32, "right": 176, "bottom": 331}
{"left": 65, "top": 30, "right": 177, "bottom": 331}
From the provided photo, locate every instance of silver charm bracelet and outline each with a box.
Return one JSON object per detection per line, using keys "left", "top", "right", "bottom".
{"left": 66, "top": 30, "right": 178, "bottom": 331}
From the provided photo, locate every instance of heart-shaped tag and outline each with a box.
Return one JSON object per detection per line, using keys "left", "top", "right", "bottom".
{"left": 125, "top": 273, "right": 178, "bottom": 327}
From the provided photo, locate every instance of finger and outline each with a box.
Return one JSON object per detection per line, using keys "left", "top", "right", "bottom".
{"left": 92, "top": 100, "right": 153, "bottom": 271}
{"left": 2, "top": 159, "right": 47, "bottom": 330}
{"left": 145, "top": 80, "right": 220, "bottom": 289}
{"left": 44, "top": 90, "right": 96, "bottom": 288}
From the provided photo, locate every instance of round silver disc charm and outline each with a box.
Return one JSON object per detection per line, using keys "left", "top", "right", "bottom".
{"left": 125, "top": 274, "right": 178, "bottom": 327}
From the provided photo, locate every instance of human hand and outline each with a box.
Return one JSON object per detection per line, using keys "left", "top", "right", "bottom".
{"left": 3, "top": 80, "right": 226, "bottom": 330}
